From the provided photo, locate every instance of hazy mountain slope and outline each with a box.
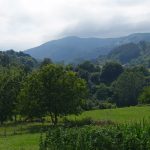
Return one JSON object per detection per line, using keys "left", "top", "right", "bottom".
{"left": 25, "top": 33, "right": 150, "bottom": 63}
{"left": 97, "top": 41, "right": 150, "bottom": 67}
{"left": 108, "top": 43, "right": 141, "bottom": 64}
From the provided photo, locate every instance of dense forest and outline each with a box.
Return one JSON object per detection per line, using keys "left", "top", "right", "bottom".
{"left": 0, "top": 48, "right": 150, "bottom": 125}
{"left": 97, "top": 41, "right": 150, "bottom": 67}
{"left": 1, "top": 42, "right": 150, "bottom": 150}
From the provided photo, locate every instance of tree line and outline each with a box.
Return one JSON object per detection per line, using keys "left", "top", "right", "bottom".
{"left": 0, "top": 55, "right": 150, "bottom": 125}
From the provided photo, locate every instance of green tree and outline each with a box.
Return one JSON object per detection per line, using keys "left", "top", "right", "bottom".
{"left": 100, "top": 62, "right": 123, "bottom": 84}
{"left": 40, "top": 58, "right": 53, "bottom": 68}
{"left": 138, "top": 86, "right": 150, "bottom": 104}
{"left": 17, "top": 71, "right": 44, "bottom": 120}
{"left": 95, "top": 84, "right": 112, "bottom": 101}
{"left": 18, "top": 64, "right": 87, "bottom": 125}
{"left": 78, "top": 61, "right": 99, "bottom": 73}
{"left": 0, "top": 67, "right": 25, "bottom": 124}
{"left": 112, "top": 71, "right": 145, "bottom": 107}
{"left": 90, "top": 72, "right": 101, "bottom": 85}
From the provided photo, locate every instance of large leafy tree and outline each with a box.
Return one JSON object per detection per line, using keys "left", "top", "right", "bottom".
{"left": 112, "top": 70, "right": 145, "bottom": 107}
{"left": 100, "top": 62, "right": 123, "bottom": 84}
{"left": 19, "top": 64, "right": 87, "bottom": 125}
{"left": 138, "top": 86, "right": 150, "bottom": 104}
{"left": 95, "top": 84, "right": 112, "bottom": 101}
{"left": 78, "top": 61, "right": 99, "bottom": 73}
{"left": 0, "top": 67, "right": 25, "bottom": 124}
{"left": 17, "top": 71, "right": 44, "bottom": 120}
{"left": 40, "top": 58, "right": 53, "bottom": 68}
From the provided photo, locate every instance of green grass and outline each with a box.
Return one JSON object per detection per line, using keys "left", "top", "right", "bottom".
{"left": 0, "top": 133, "right": 40, "bottom": 150}
{"left": 1, "top": 105, "right": 150, "bottom": 150}
{"left": 69, "top": 105, "right": 150, "bottom": 123}
{"left": 0, "top": 122, "right": 48, "bottom": 150}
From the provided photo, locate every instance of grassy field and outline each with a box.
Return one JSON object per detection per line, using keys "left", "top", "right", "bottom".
{"left": 1, "top": 105, "right": 150, "bottom": 150}
{"left": 0, "top": 122, "right": 48, "bottom": 150}
{"left": 0, "top": 133, "right": 40, "bottom": 150}
{"left": 69, "top": 105, "right": 150, "bottom": 123}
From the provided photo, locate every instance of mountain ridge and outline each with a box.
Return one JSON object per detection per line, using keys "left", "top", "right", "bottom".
{"left": 25, "top": 33, "right": 150, "bottom": 63}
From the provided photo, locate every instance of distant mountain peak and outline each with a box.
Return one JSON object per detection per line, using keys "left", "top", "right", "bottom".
{"left": 25, "top": 33, "right": 150, "bottom": 63}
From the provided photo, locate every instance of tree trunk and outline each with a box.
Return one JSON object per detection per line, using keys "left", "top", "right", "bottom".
{"left": 50, "top": 113, "right": 58, "bottom": 126}
{"left": 50, "top": 113, "right": 54, "bottom": 125}
{"left": 54, "top": 114, "right": 58, "bottom": 125}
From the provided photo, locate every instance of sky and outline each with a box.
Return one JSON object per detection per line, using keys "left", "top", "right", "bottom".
{"left": 0, "top": 0, "right": 150, "bottom": 50}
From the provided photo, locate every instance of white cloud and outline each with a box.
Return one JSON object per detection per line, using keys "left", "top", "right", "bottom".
{"left": 0, "top": 0, "right": 150, "bottom": 50}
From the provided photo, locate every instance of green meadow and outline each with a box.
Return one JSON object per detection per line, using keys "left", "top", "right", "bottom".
{"left": 1, "top": 105, "right": 150, "bottom": 150}
{"left": 69, "top": 105, "right": 150, "bottom": 123}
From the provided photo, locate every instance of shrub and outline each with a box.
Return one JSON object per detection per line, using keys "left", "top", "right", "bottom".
{"left": 63, "top": 117, "right": 93, "bottom": 127}
{"left": 138, "top": 86, "right": 150, "bottom": 104}
{"left": 40, "top": 121, "right": 150, "bottom": 150}
{"left": 99, "top": 102, "right": 116, "bottom": 109}
{"left": 81, "top": 99, "right": 99, "bottom": 110}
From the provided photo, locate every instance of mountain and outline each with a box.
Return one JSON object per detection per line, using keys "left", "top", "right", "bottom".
{"left": 25, "top": 33, "right": 150, "bottom": 63}
{"left": 107, "top": 43, "right": 141, "bottom": 64}
{"left": 96, "top": 41, "right": 150, "bottom": 67}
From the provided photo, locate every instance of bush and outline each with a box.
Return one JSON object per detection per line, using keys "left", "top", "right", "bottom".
{"left": 81, "top": 99, "right": 99, "bottom": 110}
{"left": 99, "top": 102, "right": 116, "bottom": 109}
{"left": 138, "top": 86, "right": 150, "bottom": 104}
{"left": 63, "top": 117, "right": 93, "bottom": 127}
{"left": 40, "top": 121, "right": 150, "bottom": 150}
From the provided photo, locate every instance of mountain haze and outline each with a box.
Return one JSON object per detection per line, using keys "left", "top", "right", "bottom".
{"left": 96, "top": 41, "right": 150, "bottom": 67}
{"left": 25, "top": 33, "right": 150, "bottom": 63}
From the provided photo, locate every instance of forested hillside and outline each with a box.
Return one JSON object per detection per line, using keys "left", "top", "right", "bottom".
{"left": 1, "top": 48, "right": 150, "bottom": 150}
{"left": 25, "top": 33, "right": 150, "bottom": 63}
{"left": 0, "top": 50, "right": 38, "bottom": 70}
{"left": 97, "top": 41, "right": 150, "bottom": 67}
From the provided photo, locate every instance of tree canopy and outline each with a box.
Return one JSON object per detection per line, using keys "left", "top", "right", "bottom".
{"left": 112, "top": 70, "right": 145, "bottom": 107}
{"left": 18, "top": 64, "right": 87, "bottom": 125}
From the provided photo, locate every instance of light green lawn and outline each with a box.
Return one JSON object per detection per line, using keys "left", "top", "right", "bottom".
{"left": 0, "top": 133, "right": 40, "bottom": 150}
{"left": 69, "top": 105, "right": 150, "bottom": 123}
{"left": 0, "top": 122, "right": 47, "bottom": 150}
{"left": 1, "top": 105, "right": 150, "bottom": 150}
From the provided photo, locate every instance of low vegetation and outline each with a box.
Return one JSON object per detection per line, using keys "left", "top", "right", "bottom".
{"left": 0, "top": 106, "right": 150, "bottom": 150}
{"left": 40, "top": 121, "right": 150, "bottom": 150}
{"left": 1, "top": 50, "right": 150, "bottom": 149}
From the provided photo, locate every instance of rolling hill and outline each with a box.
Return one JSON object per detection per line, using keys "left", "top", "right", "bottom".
{"left": 0, "top": 49, "right": 38, "bottom": 69}
{"left": 96, "top": 41, "right": 150, "bottom": 67}
{"left": 25, "top": 33, "right": 150, "bottom": 63}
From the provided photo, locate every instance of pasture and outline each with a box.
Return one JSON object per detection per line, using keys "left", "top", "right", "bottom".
{"left": 69, "top": 105, "right": 150, "bottom": 123}
{"left": 1, "top": 105, "right": 150, "bottom": 150}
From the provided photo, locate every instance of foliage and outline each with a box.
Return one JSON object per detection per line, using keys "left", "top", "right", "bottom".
{"left": 18, "top": 64, "right": 88, "bottom": 125}
{"left": 112, "top": 70, "right": 145, "bottom": 106}
{"left": 108, "top": 43, "right": 141, "bottom": 64}
{"left": 100, "top": 62, "right": 123, "bottom": 84}
{"left": 90, "top": 72, "right": 101, "bottom": 84}
{"left": 40, "top": 58, "right": 52, "bottom": 68}
{"left": 99, "top": 102, "right": 116, "bottom": 109}
{"left": 17, "top": 71, "right": 44, "bottom": 119}
{"left": 94, "top": 84, "right": 112, "bottom": 101}
{"left": 0, "top": 66, "right": 26, "bottom": 124}
{"left": 81, "top": 99, "right": 99, "bottom": 110}
{"left": 0, "top": 50, "right": 38, "bottom": 70}
{"left": 97, "top": 41, "right": 150, "bottom": 67}
{"left": 63, "top": 117, "right": 93, "bottom": 127}
{"left": 78, "top": 61, "right": 100, "bottom": 73}
{"left": 138, "top": 86, "right": 150, "bottom": 104}
{"left": 40, "top": 121, "right": 150, "bottom": 150}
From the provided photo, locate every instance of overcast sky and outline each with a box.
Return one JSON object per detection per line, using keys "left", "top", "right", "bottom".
{"left": 0, "top": 0, "right": 150, "bottom": 50}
